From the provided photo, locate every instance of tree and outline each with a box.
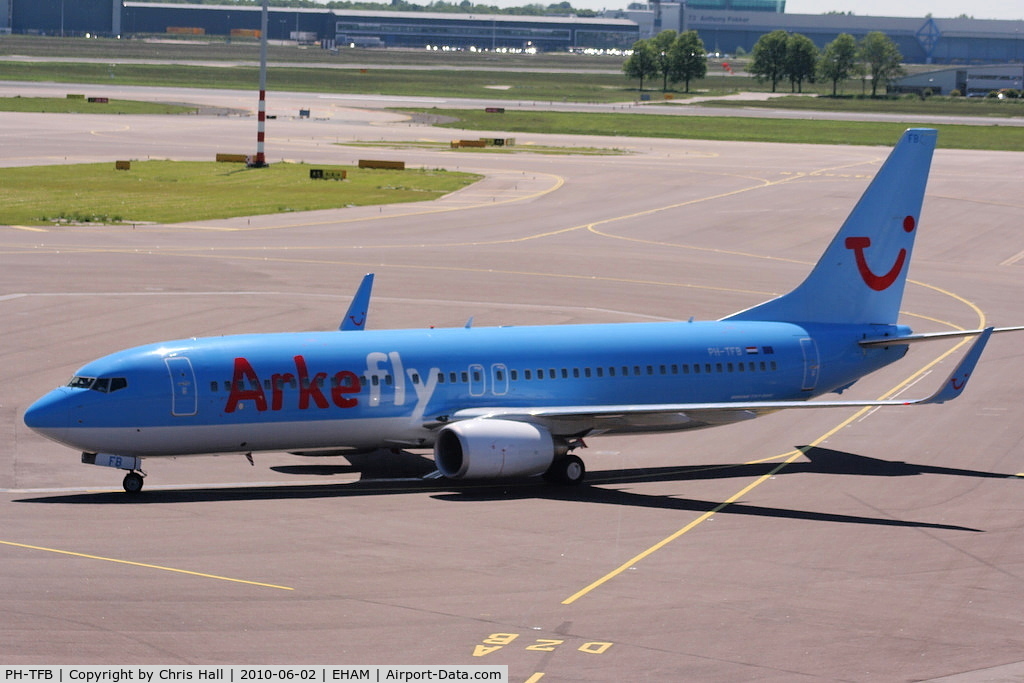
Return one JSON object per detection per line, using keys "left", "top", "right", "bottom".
{"left": 858, "top": 31, "right": 905, "bottom": 96}
{"left": 667, "top": 30, "right": 707, "bottom": 94}
{"left": 650, "top": 30, "right": 677, "bottom": 92}
{"left": 785, "top": 33, "right": 817, "bottom": 93}
{"left": 749, "top": 30, "right": 789, "bottom": 93}
{"left": 623, "top": 39, "right": 658, "bottom": 92}
{"left": 818, "top": 33, "right": 857, "bottom": 96}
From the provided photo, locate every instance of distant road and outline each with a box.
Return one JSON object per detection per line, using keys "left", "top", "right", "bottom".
{"left": 1, "top": 76, "right": 1021, "bottom": 127}
{"left": 0, "top": 54, "right": 626, "bottom": 74}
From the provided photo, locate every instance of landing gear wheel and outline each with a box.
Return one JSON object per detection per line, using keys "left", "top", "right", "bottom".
{"left": 544, "top": 454, "right": 585, "bottom": 486}
{"left": 123, "top": 471, "right": 144, "bottom": 494}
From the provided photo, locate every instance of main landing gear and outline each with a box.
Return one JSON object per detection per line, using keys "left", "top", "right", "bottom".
{"left": 544, "top": 454, "right": 586, "bottom": 485}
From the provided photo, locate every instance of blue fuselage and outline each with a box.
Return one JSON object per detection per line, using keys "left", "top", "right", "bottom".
{"left": 25, "top": 320, "right": 910, "bottom": 458}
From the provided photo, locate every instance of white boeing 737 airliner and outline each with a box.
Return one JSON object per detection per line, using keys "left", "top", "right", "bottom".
{"left": 23, "top": 129, "right": 1016, "bottom": 492}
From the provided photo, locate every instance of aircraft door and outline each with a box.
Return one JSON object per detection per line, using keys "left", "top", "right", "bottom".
{"left": 165, "top": 356, "right": 198, "bottom": 416}
{"left": 491, "top": 363, "right": 509, "bottom": 396}
{"left": 799, "top": 338, "right": 820, "bottom": 392}
{"left": 468, "top": 364, "right": 486, "bottom": 397}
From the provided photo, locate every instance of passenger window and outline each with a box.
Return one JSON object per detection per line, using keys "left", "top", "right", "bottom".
{"left": 510, "top": 370, "right": 518, "bottom": 381}
{"left": 525, "top": 370, "right": 532, "bottom": 380}
{"left": 449, "top": 372, "right": 457, "bottom": 383}
{"left": 437, "top": 372, "right": 445, "bottom": 384}
{"left": 561, "top": 369, "right": 568, "bottom": 379}
{"left": 210, "top": 381, "right": 219, "bottom": 392}
{"left": 596, "top": 367, "right": 603, "bottom": 378}
{"left": 584, "top": 368, "right": 592, "bottom": 378}
{"left": 411, "top": 372, "right": 421, "bottom": 384}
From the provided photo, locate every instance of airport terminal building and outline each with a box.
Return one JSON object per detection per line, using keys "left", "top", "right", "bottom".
{"left": 2, "top": 0, "right": 1022, "bottom": 63}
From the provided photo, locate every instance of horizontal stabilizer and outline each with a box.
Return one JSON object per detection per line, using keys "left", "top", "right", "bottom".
{"left": 860, "top": 325, "right": 1023, "bottom": 347}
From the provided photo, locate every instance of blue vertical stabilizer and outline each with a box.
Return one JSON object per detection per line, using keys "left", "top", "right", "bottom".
{"left": 725, "top": 129, "right": 937, "bottom": 325}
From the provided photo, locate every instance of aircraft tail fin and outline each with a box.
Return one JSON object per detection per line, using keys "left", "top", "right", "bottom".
{"left": 339, "top": 273, "right": 374, "bottom": 331}
{"left": 725, "top": 128, "right": 937, "bottom": 326}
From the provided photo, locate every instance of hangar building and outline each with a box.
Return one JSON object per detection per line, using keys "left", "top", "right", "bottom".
{"left": 617, "top": 5, "right": 1024, "bottom": 64}
{"left": 890, "top": 63, "right": 1024, "bottom": 96}
{"left": 2, "top": 0, "right": 1022, "bottom": 64}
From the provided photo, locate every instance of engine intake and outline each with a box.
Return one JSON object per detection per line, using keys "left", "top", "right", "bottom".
{"left": 434, "top": 419, "right": 558, "bottom": 479}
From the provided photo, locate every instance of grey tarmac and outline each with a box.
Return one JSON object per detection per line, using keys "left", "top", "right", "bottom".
{"left": 1, "top": 84, "right": 1022, "bottom": 681}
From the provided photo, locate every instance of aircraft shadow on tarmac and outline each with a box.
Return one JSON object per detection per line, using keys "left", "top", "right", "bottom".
{"left": 16, "top": 446, "right": 1017, "bottom": 532}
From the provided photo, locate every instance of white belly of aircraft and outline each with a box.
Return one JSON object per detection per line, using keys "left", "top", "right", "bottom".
{"left": 65, "top": 416, "right": 434, "bottom": 458}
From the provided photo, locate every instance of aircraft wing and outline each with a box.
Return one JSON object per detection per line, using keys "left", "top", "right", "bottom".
{"left": 446, "top": 327, "right": 993, "bottom": 435}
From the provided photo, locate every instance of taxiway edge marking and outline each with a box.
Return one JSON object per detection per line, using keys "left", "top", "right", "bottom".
{"left": 0, "top": 539, "right": 294, "bottom": 591}
{"left": 560, "top": 449, "right": 804, "bottom": 605}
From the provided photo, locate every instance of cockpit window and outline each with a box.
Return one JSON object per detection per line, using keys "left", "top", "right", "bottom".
{"left": 67, "top": 376, "right": 128, "bottom": 393}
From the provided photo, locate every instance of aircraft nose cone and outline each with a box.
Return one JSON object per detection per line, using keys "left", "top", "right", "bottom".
{"left": 24, "top": 389, "right": 72, "bottom": 443}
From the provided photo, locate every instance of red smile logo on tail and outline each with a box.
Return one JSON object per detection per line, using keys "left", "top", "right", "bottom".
{"left": 844, "top": 215, "right": 915, "bottom": 291}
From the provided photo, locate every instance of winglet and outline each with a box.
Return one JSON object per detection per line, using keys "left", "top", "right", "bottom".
{"left": 339, "top": 273, "right": 374, "bottom": 331}
{"left": 913, "top": 327, "right": 993, "bottom": 404}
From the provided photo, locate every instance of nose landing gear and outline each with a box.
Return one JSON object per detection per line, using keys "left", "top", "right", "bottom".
{"left": 122, "top": 470, "right": 146, "bottom": 494}
{"left": 82, "top": 452, "right": 146, "bottom": 494}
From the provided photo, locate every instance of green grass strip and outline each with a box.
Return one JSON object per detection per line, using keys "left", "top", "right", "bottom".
{"left": 0, "top": 161, "right": 480, "bottom": 226}
{"left": 0, "top": 61, "right": 636, "bottom": 103}
{"left": 402, "top": 108, "right": 1024, "bottom": 151}
{"left": 0, "top": 96, "right": 195, "bottom": 115}
{"left": 692, "top": 94, "right": 1024, "bottom": 118}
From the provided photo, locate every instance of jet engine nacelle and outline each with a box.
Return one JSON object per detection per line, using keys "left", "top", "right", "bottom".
{"left": 434, "top": 418, "right": 558, "bottom": 479}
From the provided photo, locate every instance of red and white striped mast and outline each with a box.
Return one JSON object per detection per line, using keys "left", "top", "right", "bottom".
{"left": 249, "top": 0, "right": 270, "bottom": 167}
